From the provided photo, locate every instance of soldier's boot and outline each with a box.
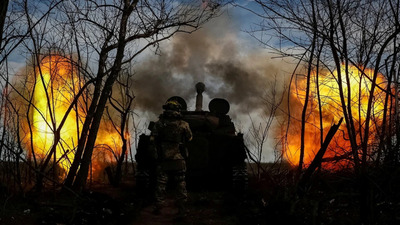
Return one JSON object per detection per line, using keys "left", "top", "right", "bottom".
{"left": 152, "top": 206, "right": 161, "bottom": 215}
{"left": 176, "top": 201, "right": 187, "bottom": 219}
{"left": 152, "top": 203, "right": 162, "bottom": 215}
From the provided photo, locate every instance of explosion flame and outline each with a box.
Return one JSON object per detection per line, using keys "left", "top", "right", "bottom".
{"left": 23, "top": 55, "right": 122, "bottom": 178}
{"left": 285, "top": 65, "right": 390, "bottom": 169}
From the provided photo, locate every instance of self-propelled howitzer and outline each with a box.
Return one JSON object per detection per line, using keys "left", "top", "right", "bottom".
{"left": 135, "top": 82, "right": 248, "bottom": 191}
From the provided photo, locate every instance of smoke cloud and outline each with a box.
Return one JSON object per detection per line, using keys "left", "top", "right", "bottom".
{"left": 132, "top": 14, "right": 293, "bottom": 123}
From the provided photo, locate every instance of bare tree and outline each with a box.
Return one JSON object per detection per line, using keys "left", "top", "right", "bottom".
{"left": 0, "top": 0, "right": 73, "bottom": 191}
{"left": 52, "top": 0, "right": 224, "bottom": 191}
{"left": 1, "top": 0, "right": 224, "bottom": 193}
{"left": 247, "top": 76, "right": 285, "bottom": 180}
{"left": 0, "top": 0, "right": 9, "bottom": 50}
{"left": 104, "top": 69, "right": 135, "bottom": 186}
{"left": 248, "top": 0, "right": 400, "bottom": 223}
{"left": 249, "top": 0, "right": 400, "bottom": 169}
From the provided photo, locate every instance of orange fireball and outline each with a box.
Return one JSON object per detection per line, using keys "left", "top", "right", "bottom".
{"left": 284, "top": 65, "right": 389, "bottom": 169}
{"left": 23, "top": 54, "right": 122, "bottom": 178}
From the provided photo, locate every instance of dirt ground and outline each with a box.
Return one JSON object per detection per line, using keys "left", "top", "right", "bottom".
{"left": 5, "top": 164, "right": 400, "bottom": 224}
{"left": 0, "top": 182, "right": 259, "bottom": 225}
{"left": 131, "top": 192, "right": 242, "bottom": 225}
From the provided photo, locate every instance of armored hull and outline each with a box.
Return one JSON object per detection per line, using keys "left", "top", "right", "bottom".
{"left": 135, "top": 84, "right": 248, "bottom": 191}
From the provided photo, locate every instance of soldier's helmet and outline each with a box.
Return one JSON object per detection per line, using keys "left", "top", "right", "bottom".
{"left": 162, "top": 100, "right": 182, "bottom": 111}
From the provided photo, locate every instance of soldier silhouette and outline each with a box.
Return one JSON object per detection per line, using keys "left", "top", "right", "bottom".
{"left": 150, "top": 100, "right": 192, "bottom": 218}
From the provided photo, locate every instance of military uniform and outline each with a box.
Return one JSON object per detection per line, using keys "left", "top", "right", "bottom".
{"left": 150, "top": 102, "right": 192, "bottom": 216}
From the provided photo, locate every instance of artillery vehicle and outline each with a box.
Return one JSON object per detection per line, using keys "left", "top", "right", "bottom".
{"left": 135, "top": 82, "right": 248, "bottom": 191}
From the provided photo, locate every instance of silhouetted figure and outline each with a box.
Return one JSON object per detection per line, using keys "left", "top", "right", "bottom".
{"left": 150, "top": 100, "right": 192, "bottom": 218}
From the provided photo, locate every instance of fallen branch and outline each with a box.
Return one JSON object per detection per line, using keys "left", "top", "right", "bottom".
{"left": 297, "top": 117, "right": 343, "bottom": 196}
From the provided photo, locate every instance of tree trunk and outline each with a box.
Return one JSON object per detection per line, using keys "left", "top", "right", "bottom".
{"left": 71, "top": 3, "right": 133, "bottom": 191}
{"left": 327, "top": 0, "right": 360, "bottom": 171}
{"left": 72, "top": 71, "right": 121, "bottom": 191}
{"left": 361, "top": 28, "right": 400, "bottom": 166}
{"left": 64, "top": 52, "right": 108, "bottom": 188}
{"left": 0, "top": 0, "right": 9, "bottom": 49}
{"left": 298, "top": 0, "right": 317, "bottom": 174}
{"left": 113, "top": 140, "right": 127, "bottom": 186}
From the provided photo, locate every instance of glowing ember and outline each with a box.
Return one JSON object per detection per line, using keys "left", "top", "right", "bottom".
{"left": 285, "top": 65, "right": 389, "bottom": 169}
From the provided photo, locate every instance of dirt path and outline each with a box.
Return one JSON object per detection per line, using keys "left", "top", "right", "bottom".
{"left": 131, "top": 199, "right": 182, "bottom": 225}
{"left": 130, "top": 192, "right": 240, "bottom": 225}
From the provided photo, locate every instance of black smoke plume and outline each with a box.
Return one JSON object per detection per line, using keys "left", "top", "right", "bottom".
{"left": 132, "top": 15, "right": 292, "bottom": 120}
